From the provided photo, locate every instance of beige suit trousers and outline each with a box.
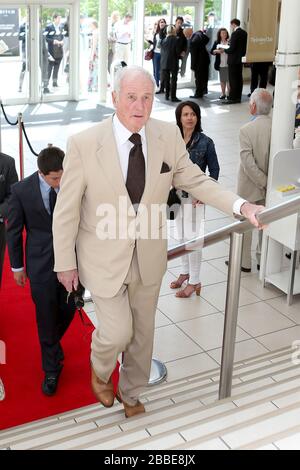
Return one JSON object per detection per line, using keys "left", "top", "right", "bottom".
{"left": 91, "top": 249, "right": 162, "bottom": 406}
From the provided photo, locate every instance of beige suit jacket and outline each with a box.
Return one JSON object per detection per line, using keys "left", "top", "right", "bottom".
{"left": 237, "top": 115, "right": 272, "bottom": 202}
{"left": 53, "top": 116, "right": 239, "bottom": 297}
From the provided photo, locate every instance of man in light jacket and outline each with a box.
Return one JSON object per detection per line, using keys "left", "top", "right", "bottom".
{"left": 237, "top": 88, "right": 273, "bottom": 271}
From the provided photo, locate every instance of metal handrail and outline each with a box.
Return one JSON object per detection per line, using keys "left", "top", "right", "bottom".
{"left": 167, "top": 195, "right": 300, "bottom": 400}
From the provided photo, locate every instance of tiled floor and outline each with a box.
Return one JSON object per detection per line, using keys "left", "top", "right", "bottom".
{"left": 2, "top": 81, "right": 300, "bottom": 385}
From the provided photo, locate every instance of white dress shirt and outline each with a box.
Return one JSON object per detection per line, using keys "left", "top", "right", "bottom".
{"left": 112, "top": 114, "right": 147, "bottom": 182}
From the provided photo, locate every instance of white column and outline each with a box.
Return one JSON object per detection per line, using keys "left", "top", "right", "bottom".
{"left": 195, "top": 0, "right": 204, "bottom": 30}
{"left": 261, "top": 0, "right": 300, "bottom": 279}
{"left": 269, "top": 0, "right": 300, "bottom": 164}
{"left": 222, "top": 0, "right": 238, "bottom": 31}
{"left": 98, "top": 0, "right": 108, "bottom": 102}
{"left": 236, "top": 0, "right": 249, "bottom": 29}
{"left": 70, "top": 0, "right": 80, "bottom": 100}
{"left": 133, "top": 0, "right": 145, "bottom": 66}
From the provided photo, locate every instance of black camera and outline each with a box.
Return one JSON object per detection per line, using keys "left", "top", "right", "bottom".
{"left": 73, "top": 282, "right": 85, "bottom": 310}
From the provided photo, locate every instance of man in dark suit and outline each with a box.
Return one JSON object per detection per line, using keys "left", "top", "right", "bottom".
{"left": 223, "top": 18, "right": 248, "bottom": 103}
{"left": 0, "top": 152, "right": 18, "bottom": 287}
{"left": 189, "top": 29, "right": 210, "bottom": 98}
{"left": 7, "top": 147, "right": 76, "bottom": 396}
{"left": 44, "top": 13, "right": 64, "bottom": 90}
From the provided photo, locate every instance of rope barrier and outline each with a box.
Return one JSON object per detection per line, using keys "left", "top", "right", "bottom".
{"left": 21, "top": 122, "right": 39, "bottom": 157}
{"left": 0, "top": 103, "right": 18, "bottom": 126}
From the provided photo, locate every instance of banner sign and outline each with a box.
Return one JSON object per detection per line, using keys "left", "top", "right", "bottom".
{"left": 0, "top": 8, "right": 19, "bottom": 57}
{"left": 246, "top": 0, "right": 279, "bottom": 62}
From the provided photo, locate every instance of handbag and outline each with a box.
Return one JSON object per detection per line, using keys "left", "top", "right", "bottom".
{"left": 144, "top": 48, "right": 154, "bottom": 61}
{"left": 167, "top": 188, "right": 181, "bottom": 220}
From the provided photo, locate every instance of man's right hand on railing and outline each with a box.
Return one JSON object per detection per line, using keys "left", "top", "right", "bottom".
{"left": 240, "top": 202, "right": 266, "bottom": 229}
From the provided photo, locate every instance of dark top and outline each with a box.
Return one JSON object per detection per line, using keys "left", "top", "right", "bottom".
{"left": 211, "top": 40, "right": 221, "bottom": 71}
{"left": 0, "top": 152, "right": 18, "bottom": 220}
{"left": 7, "top": 172, "right": 55, "bottom": 282}
{"left": 160, "top": 35, "right": 181, "bottom": 71}
{"left": 187, "top": 131, "right": 220, "bottom": 181}
{"left": 189, "top": 31, "right": 210, "bottom": 70}
{"left": 44, "top": 23, "right": 64, "bottom": 59}
{"left": 225, "top": 27, "right": 248, "bottom": 65}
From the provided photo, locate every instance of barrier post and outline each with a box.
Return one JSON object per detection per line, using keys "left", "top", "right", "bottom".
{"left": 17, "top": 113, "right": 24, "bottom": 180}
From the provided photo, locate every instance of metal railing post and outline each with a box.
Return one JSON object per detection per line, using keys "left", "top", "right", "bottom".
{"left": 17, "top": 113, "right": 24, "bottom": 180}
{"left": 219, "top": 231, "right": 244, "bottom": 400}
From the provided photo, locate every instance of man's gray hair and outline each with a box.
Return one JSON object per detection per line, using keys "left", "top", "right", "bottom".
{"left": 113, "top": 66, "right": 156, "bottom": 95}
{"left": 250, "top": 88, "right": 273, "bottom": 115}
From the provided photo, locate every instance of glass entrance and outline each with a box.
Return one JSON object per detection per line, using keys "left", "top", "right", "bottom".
{"left": 0, "top": 6, "right": 29, "bottom": 100}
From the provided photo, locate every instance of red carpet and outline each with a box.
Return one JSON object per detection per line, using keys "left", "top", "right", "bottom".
{"left": 0, "top": 248, "right": 119, "bottom": 430}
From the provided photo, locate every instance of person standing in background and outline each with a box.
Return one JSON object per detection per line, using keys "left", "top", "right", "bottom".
{"left": 170, "top": 101, "right": 220, "bottom": 298}
{"left": 114, "top": 13, "right": 133, "bottom": 65}
{"left": 189, "top": 28, "right": 210, "bottom": 98}
{"left": 221, "top": 18, "right": 248, "bottom": 104}
{"left": 248, "top": 62, "right": 272, "bottom": 97}
{"left": 44, "top": 13, "right": 64, "bottom": 89}
{"left": 235, "top": 89, "right": 273, "bottom": 271}
{"left": 211, "top": 28, "right": 230, "bottom": 100}
{"left": 108, "top": 11, "right": 120, "bottom": 73}
{"left": 18, "top": 19, "right": 27, "bottom": 92}
{"left": 87, "top": 20, "right": 99, "bottom": 92}
{"left": 148, "top": 18, "right": 166, "bottom": 90}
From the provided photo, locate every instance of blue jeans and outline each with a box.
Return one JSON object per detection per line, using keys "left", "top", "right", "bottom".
{"left": 153, "top": 52, "right": 161, "bottom": 87}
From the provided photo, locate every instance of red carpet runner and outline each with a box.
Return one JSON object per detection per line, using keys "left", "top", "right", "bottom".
{"left": 0, "top": 249, "right": 119, "bottom": 430}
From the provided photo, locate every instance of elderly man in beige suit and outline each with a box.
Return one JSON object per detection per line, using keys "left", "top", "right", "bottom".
{"left": 237, "top": 88, "right": 273, "bottom": 272}
{"left": 53, "top": 66, "right": 264, "bottom": 418}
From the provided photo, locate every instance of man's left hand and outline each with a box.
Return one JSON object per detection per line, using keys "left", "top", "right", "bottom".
{"left": 240, "top": 202, "right": 266, "bottom": 229}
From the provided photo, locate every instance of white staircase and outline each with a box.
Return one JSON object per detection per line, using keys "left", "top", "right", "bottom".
{"left": 1, "top": 346, "right": 300, "bottom": 450}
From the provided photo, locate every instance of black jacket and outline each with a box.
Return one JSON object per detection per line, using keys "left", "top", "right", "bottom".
{"left": 211, "top": 40, "right": 221, "bottom": 71}
{"left": 0, "top": 152, "right": 18, "bottom": 220}
{"left": 160, "top": 36, "right": 181, "bottom": 71}
{"left": 190, "top": 31, "right": 210, "bottom": 71}
{"left": 225, "top": 27, "right": 248, "bottom": 65}
{"left": 7, "top": 172, "right": 55, "bottom": 283}
{"left": 44, "top": 23, "right": 64, "bottom": 59}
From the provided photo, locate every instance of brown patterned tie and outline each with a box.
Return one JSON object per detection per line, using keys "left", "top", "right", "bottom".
{"left": 126, "top": 133, "right": 145, "bottom": 207}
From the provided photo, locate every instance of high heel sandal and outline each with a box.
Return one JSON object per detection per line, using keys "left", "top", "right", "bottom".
{"left": 170, "top": 274, "right": 189, "bottom": 289}
{"left": 175, "top": 283, "right": 202, "bottom": 298}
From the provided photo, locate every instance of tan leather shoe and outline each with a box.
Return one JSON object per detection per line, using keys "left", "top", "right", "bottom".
{"left": 91, "top": 365, "right": 114, "bottom": 408}
{"left": 116, "top": 389, "right": 145, "bottom": 418}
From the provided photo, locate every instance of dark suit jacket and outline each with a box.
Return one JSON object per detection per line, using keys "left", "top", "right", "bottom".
{"left": 44, "top": 23, "right": 64, "bottom": 59}
{"left": 0, "top": 152, "right": 18, "bottom": 220}
{"left": 7, "top": 172, "right": 55, "bottom": 283}
{"left": 211, "top": 40, "right": 221, "bottom": 71}
{"left": 190, "top": 31, "right": 210, "bottom": 71}
{"left": 225, "top": 28, "right": 248, "bottom": 65}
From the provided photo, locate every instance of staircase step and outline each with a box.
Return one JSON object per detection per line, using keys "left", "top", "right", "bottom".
{"left": 223, "top": 401, "right": 300, "bottom": 449}
{"left": 10, "top": 422, "right": 97, "bottom": 450}
{"left": 1, "top": 345, "right": 298, "bottom": 450}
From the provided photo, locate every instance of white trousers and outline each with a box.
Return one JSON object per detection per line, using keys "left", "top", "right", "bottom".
{"left": 175, "top": 192, "right": 205, "bottom": 285}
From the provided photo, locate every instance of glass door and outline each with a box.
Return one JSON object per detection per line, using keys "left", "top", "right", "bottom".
{"left": 0, "top": 5, "right": 30, "bottom": 101}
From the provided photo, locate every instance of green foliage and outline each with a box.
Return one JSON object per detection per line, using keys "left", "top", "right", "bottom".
{"left": 204, "top": 0, "right": 222, "bottom": 20}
